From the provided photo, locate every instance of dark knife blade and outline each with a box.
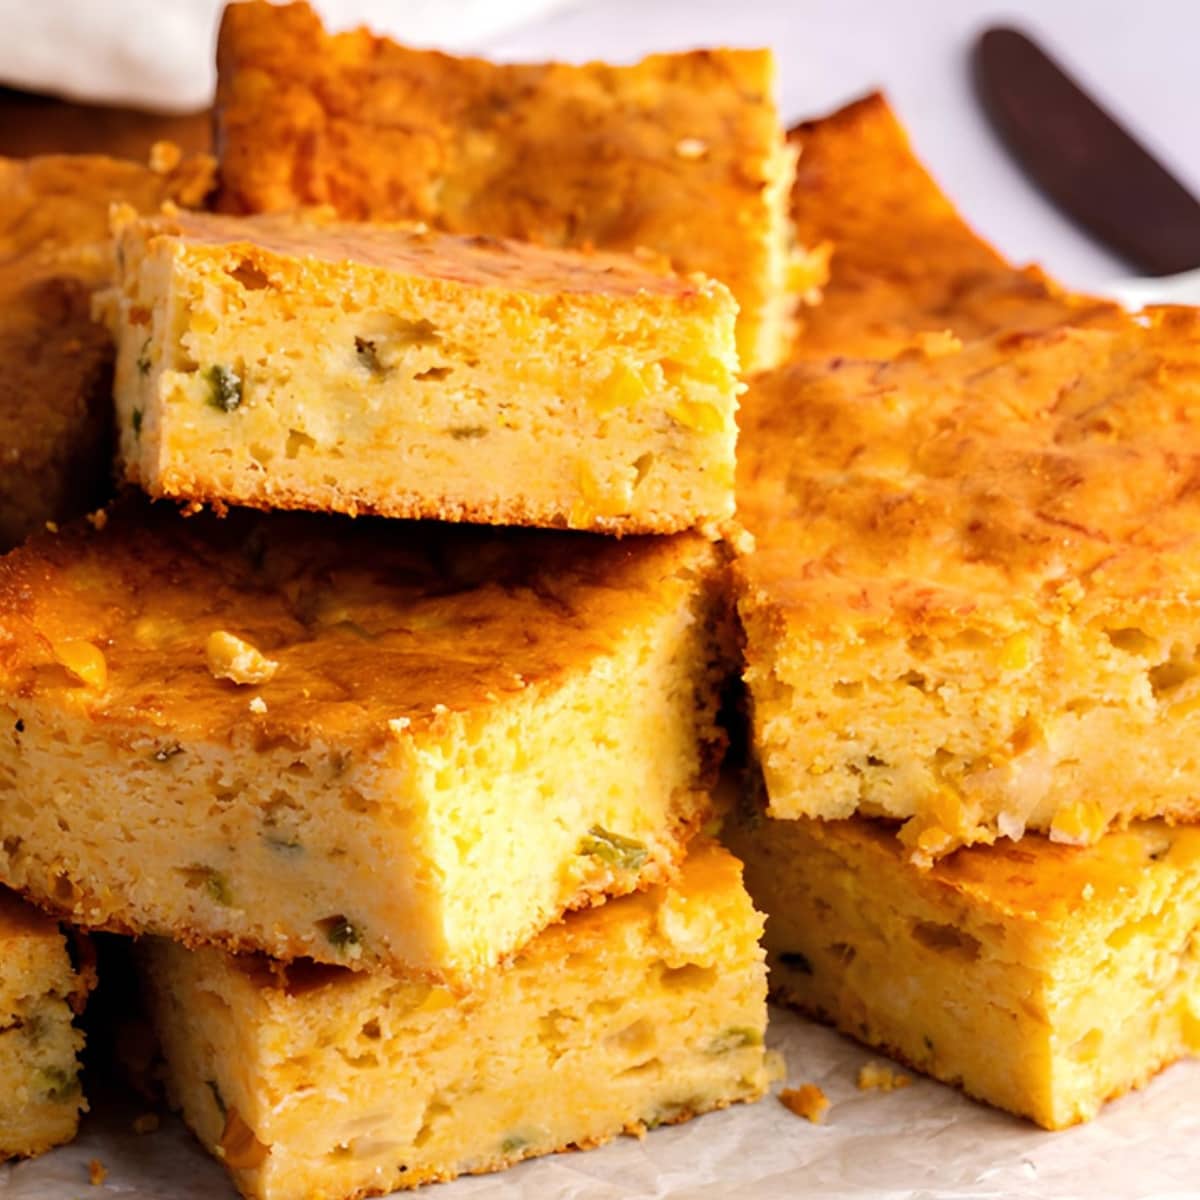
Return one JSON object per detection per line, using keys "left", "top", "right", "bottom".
{"left": 973, "top": 26, "right": 1200, "bottom": 276}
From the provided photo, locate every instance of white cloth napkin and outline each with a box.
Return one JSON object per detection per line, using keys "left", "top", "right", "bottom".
{"left": 0, "top": 0, "right": 580, "bottom": 111}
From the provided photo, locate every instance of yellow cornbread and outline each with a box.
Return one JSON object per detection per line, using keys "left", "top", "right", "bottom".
{"left": 140, "top": 842, "right": 767, "bottom": 1200}
{"left": 0, "top": 890, "right": 92, "bottom": 1160}
{"left": 0, "top": 501, "right": 732, "bottom": 982}
{"left": 788, "top": 93, "right": 1115, "bottom": 359}
{"left": 0, "top": 149, "right": 214, "bottom": 549}
{"left": 736, "top": 308, "right": 1200, "bottom": 858}
{"left": 215, "top": 0, "right": 795, "bottom": 371}
{"left": 107, "top": 208, "right": 739, "bottom": 534}
{"left": 728, "top": 809, "right": 1200, "bottom": 1129}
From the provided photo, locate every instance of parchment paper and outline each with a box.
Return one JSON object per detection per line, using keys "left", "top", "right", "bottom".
{"left": 5, "top": 1007, "right": 1198, "bottom": 1199}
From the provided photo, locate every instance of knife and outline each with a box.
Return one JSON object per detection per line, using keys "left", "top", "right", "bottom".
{"left": 973, "top": 26, "right": 1200, "bottom": 277}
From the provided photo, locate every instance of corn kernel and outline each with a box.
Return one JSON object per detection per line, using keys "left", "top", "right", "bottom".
{"left": 205, "top": 630, "right": 278, "bottom": 686}
{"left": 52, "top": 640, "right": 108, "bottom": 690}
{"left": 591, "top": 361, "right": 648, "bottom": 416}
{"left": 1049, "top": 800, "right": 1108, "bottom": 846}
{"left": 574, "top": 462, "right": 632, "bottom": 520}
{"left": 668, "top": 399, "right": 726, "bottom": 434}
{"left": 999, "top": 632, "right": 1033, "bottom": 671}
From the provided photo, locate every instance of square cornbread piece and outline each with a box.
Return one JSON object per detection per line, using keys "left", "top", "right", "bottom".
{"left": 215, "top": 0, "right": 794, "bottom": 371}
{"left": 0, "top": 501, "right": 732, "bottom": 982}
{"left": 727, "top": 809, "right": 1200, "bottom": 1129}
{"left": 0, "top": 149, "right": 214, "bottom": 550}
{"left": 0, "top": 890, "right": 93, "bottom": 1159}
{"left": 108, "top": 208, "right": 738, "bottom": 534}
{"left": 736, "top": 307, "right": 1200, "bottom": 859}
{"left": 788, "top": 93, "right": 1114, "bottom": 359}
{"left": 140, "top": 842, "right": 767, "bottom": 1200}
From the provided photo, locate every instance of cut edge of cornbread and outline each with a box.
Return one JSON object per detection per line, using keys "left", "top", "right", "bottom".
{"left": 0, "top": 508, "right": 734, "bottom": 983}
{"left": 727, "top": 800, "right": 1200, "bottom": 1129}
{"left": 105, "top": 205, "right": 740, "bottom": 535}
{"left": 752, "top": 135, "right": 803, "bottom": 371}
{"left": 0, "top": 891, "right": 93, "bottom": 1160}
{"left": 140, "top": 841, "right": 768, "bottom": 1200}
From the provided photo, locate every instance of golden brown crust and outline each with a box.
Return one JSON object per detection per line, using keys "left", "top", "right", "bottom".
{"left": 141, "top": 476, "right": 713, "bottom": 537}
{"left": 738, "top": 308, "right": 1200, "bottom": 636}
{"left": 788, "top": 92, "right": 1116, "bottom": 357}
{"left": 136, "top": 208, "right": 711, "bottom": 301}
{"left": 0, "top": 496, "right": 721, "bottom": 748}
{"left": 215, "top": 0, "right": 790, "bottom": 367}
{"left": 0, "top": 151, "right": 216, "bottom": 549}
{"left": 795, "top": 816, "right": 1200, "bottom": 926}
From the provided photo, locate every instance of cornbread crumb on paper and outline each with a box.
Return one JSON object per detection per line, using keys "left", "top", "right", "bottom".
{"left": 779, "top": 1083, "right": 828, "bottom": 1123}
{"left": 857, "top": 1061, "right": 912, "bottom": 1093}
{"left": 88, "top": 1158, "right": 108, "bottom": 1185}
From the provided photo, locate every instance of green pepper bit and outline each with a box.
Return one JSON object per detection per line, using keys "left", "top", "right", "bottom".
{"left": 207, "top": 364, "right": 243, "bottom": 412}
{"left": 355, "top": 337, "right": 384, "bottom": 374}
{"left": 322, "top": 916, "right": 361, "bottom": 951}
{"left": 579, "top": 826, "right": 648, "bottom": 872}
{"left": 36, "top": 1066, "right": 80, "bottom": 1102}
{"left": 706, "top": 1026, "right": 763, "bottom": 1054}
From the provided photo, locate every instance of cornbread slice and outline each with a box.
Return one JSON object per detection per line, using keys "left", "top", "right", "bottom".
{"left": 788, "top": 93, "right": 1114, "bottom": 358}
{"left": 0, "top": 889, "right": 92, "bottom": 1159}
{"left": 140, "top": 842, "right": 767, "bottom": 1200}
{"left": 107, "top": 208, "right": 738, "bottom": 533}
{"left": 728, "top": 809, "right": 1200, "bottom": 1129}
{"left": 736, "top": 308, "right": 1200, "bottom": 858}
{"left": 0, "top": 501, "right": 732, "bottom": 981}
{"left": 215, "top": 0, "right": 795, "bottom": 371}
{"left": 0, "top": 149, "right": 214, "bottom": 549}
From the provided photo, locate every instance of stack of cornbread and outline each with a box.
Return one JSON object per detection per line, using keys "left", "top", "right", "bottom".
{"left": 0, "top": 1, "right": 1198, "bottom": 1195}
{"left": 728, "top": 93, "right": 1200, "bottom": 1130}
{"left": 0, "top": 0, "right": 794, "bottom": 1192}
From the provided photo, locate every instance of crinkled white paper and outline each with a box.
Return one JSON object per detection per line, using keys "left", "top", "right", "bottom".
{"left": 5, "top": 1008, "right": 1198, "bottom": 1200}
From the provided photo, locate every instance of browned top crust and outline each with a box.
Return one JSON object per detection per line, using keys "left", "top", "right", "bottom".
{"left": 214, "top": 1, "right": 786, "bottom": 359}
{"left": 0, "top": 499, "right": 719, "bottom": 748}
{"left": 0, "top": 151, "right": 215, "bottom": 548}
{"left": 738, "top": 308, "right": 1200, "bottom": 636}
{"left": 128, "top": 208, "right": 720, "bottom": 302}
{"left": 805, "top": 817, "right": 1200, "bottom": 926}
{"left": 788, "top": 93, "right": 1114, "bottom": 357}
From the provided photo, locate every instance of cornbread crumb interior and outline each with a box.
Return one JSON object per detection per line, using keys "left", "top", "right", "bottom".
{"left": 141, "top": 843, "right": 767, "bottom": 1199}
{"left": 0, "top": 501, "right": 732, "bottom": 982}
